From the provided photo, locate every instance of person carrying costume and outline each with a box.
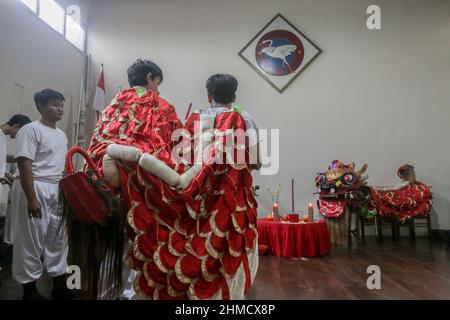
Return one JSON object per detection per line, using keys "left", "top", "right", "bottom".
{"left": 61, "top": 72, "right": 260, "bottom": 300}
{"left": 62, "top": 59, "right": 182, "bottom": 300}
{"left": 87, "top": 59, "right": 182, "bottom": 172}
{"left": 111, "top": 73, "right": 260, "bottom": 299}
{"left": 12, "top": 89, "right": 71, "bottom": 300}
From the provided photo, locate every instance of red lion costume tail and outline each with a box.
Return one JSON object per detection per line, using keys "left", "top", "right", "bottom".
{"left": 59, "top": 147, "right": 125, "bottom": 299}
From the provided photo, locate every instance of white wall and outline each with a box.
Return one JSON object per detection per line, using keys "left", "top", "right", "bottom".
{"left": 0, "top": 0, "right": 86, "bottom": 151}
{"left": 86, "top": 0, "right": 450, "bottom": 230}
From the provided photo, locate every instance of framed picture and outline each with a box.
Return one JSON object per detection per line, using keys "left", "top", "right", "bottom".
{"left": 239, "top": 14, "right": 321, "bottom": 93}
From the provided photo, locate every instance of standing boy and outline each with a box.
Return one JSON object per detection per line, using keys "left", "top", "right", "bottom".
{"left": 12, "top": 89, "right": 70, "bottom": 300}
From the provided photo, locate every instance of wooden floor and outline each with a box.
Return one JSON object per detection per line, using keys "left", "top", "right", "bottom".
{"left": 1, "top": 238, "right": 449, "bottom": 300}
{"left": 247, "top": 237, "right": 450, "bottom": 299}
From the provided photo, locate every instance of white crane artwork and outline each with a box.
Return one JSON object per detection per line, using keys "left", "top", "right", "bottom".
{"left": 260, "top": 39, "right": 298, "bottom": 74}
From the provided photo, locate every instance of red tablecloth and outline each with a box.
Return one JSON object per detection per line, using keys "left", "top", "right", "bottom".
{"left": 257, "top": 219, "right": 332, "bottom": 258}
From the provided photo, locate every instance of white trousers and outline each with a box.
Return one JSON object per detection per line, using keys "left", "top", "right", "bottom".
{"left": 12, "top": 180, "right": 68, "bottom": 283}
{"left": 97, "top": 240, "right": 136, "bottom": 300}
{"left": 3, "top": 178, "right": 21, "bottom": 245}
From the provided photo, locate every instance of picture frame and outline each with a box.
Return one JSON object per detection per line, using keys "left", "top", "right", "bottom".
{"left": 239, "top": 14, "right": 322, "bottom": 93}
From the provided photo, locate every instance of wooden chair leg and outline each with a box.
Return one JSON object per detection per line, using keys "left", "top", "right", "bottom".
{"left": 427, "top": 214, "right": 432, "bottom": 239}
{"left": 391, "top": 222, "right": 396, "bottom": 241}
{"left": 376, "top": 216, "right": 383, "bottom": 242}
{"left": 360, "top": 217, "right": 365, "bottom": 244}
{"left": 347, "top": 209, "right": 352, "bottom": 247}
{"left": 391, "top": 221, "right": 401, "bottom": 242}
{"left": 355, "top": 213, "right": 361, "bottom": 244}
{"left": 409, "top": 219, "right": 416, "bottom": 241}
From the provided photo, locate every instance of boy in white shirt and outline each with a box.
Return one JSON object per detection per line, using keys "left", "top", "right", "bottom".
{"left": 0, "top": 114, "right": 32, "bottom": 186}
{"left": 0, "top": 115, "right": 31, "bottom": 244}
{"left": 12, "top": 89, "right": 70, "bottom": 300}
{"left": 201, "top": 74, "right": 261, "bottom": 170}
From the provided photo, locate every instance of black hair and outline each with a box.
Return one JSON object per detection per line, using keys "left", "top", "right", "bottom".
{"left": 398, "top": 165, "right": 414, "bottom": 178}
{"left": 206, "top": 74, "right": 238, "bottom": 104}
{"left": 33, "top": 89, "right": 65, "bottom": 113}
{"left": 127, "top": 59, "right": 163, "bottom": 87}
{"left": 6, "top": 114, "right": 32, "bottom": 127}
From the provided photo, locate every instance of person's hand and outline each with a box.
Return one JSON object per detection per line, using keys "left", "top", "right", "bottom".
{"left": 5, "top": 173, "right": 14, "bottom": 185}
{"left": 0, "top": 177, "right": 11, "bottom": 186}
{"left": 27, "top": 199, "right": 42, "bottom": 219}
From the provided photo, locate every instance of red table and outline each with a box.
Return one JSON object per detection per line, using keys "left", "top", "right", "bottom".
{"left": 257, "top": 219, "right": 332, "bottom": 258}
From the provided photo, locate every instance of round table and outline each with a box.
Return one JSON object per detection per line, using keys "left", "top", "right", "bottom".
{"left": 257, "top": 219, "right": 332, "bottom": 258}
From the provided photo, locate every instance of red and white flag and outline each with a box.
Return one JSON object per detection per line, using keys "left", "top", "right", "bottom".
{"left": 92, "top": 65, "right": 105, "bottom": 115}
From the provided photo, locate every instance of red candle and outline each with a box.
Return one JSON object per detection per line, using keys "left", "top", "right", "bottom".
{"left": 272, "top": 203, "right": 279, "bottom": 221}
{"left": 308, "top": 203, "right": 314, "bottom": 221}
{"left": 291, "top": 178, "right": 295, "bottom": 213}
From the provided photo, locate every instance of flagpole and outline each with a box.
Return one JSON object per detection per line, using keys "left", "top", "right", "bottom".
{"left": 74, "top": 54, "right": 89, "bottom": 170}
{"left": 96, "top": 64, "right": 104, "bottom": 121}
{"left": 184, "top": 102, "right": 192, "bottom": 121}
{"left": 75, "top": 54, "right": 89, "bottom": 149}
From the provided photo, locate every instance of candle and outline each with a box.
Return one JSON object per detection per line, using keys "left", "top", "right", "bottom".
{"left": 308, "top": 203, "right": 314, "bottom": 222}
{"left": 291, "top": 178, "right": 295, "bottom": 213}
{"left": 272, "top": 203, "right": 279, "bottom": 221}
{"left": 184, "top": 102, "right": 192, "bottom": 120}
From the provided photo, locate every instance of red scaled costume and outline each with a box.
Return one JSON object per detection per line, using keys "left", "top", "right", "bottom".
{"left": 63, "top": 87, "right": 258, "bottom": 300}
{"left": 88, "top": 87, "right": 182, "bottom": 167}
{"left": 369, "top": 182, "right": 432, "bottom": 222}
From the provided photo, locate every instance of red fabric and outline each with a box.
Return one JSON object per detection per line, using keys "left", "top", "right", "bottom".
{"left": 97, "top": 68, "right": 105, "bottom": 90}
{"left": 87, "top": 88, "right": 183, "bottom": 173}
{"left": 258, "top": 245, "right": 269, "bottom": 256}
{"left": 86, "top": 99, "right": 258, "bottom": 300}
{"left": 370, "top": 182, "right": 432, "bottom": 222}
{"left": 257, "top": 219, "right": 332, "bottom": 258}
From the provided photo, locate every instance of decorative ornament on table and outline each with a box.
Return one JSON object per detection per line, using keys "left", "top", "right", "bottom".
{"left": 266, "top": 184, "right": 282, "bottom": 221}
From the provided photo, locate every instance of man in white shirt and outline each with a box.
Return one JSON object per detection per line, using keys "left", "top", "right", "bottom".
{"left": 0, "top": 115, "right": 31, "bottom": 185}
{"left": 0, "top": 114, "right": 31, "bottom": 244}
{"left": 12, "top": 89, "right": 70, "bottom": 300}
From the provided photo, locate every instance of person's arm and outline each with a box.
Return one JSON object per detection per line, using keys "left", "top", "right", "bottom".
{"left": 17, "top": 157, "right": 41, "bottom": 219}
{"left": 7, "top": 155, "right": 16, "bottom": 163}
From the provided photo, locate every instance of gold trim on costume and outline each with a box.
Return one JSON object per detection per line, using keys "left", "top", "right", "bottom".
{"left": 186, "top": 203, "right": 198, "bottom": 220}
{"left": 201, "top": 256, "right": 218, "bottom": 282}
{"left": 143, "top": 261, "right": 165, "bottom": 290}
{"left": 205, "top": 233, "right": 223, "bottom": 259}
{"left": 209, "top": 210, "right": 227, "bottom": 238}
{"left": 167, "top": 231, "right": 183, "bottom": 257}
{"left": 132, "top": 236, "right": 147, "bottom": 261}
{"left": 175, "top": 256, "right": 192, "bottom": 284}
{"left": 174, "top": 218, "right": 188, "bottom": 237}
{"left": 153, "top": 243, "right": 168, "bottom": 273}
{"left": 231, "top": 213, "right": 245, "bottom": 235}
